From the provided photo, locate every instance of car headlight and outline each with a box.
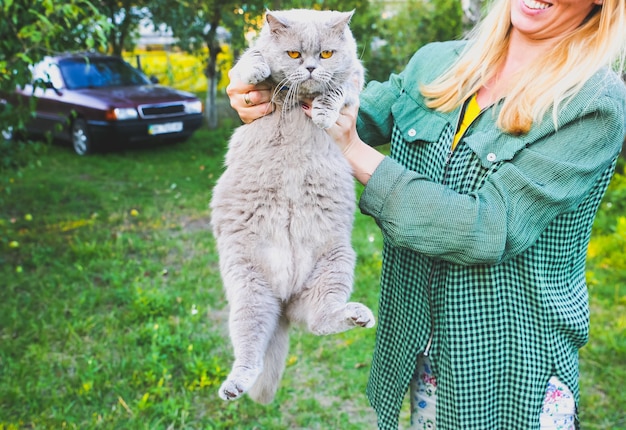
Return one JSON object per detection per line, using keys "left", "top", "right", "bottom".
{"left": 184, "top": 100, "right": 203, "bottom": 114}
{"left": 106, "top": 107, "right": 138, "bottom": 120}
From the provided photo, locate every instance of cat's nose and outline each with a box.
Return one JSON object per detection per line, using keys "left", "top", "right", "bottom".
{"left": 306, "top": 67, "right": 316, "bottom": 74}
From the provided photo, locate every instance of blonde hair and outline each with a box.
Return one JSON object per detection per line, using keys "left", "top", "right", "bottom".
{"left": 421, "top": 0, "right": 626, "bottom": 134}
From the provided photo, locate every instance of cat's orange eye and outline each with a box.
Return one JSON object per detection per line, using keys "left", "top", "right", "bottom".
{"left": 287, "top": 51, "right": 301, "bottom": 59}
{"left": 320, "top": 50, "right": 334, "bottom": 59}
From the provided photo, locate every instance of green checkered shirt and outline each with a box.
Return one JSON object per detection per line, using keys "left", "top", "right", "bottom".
{"left": 356, "top": 41, "right": 626, "bottom": 429}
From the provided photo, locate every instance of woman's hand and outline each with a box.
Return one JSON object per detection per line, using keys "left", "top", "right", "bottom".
{"left": 303, "top": 100, "right": 385, "bottom": 185}
{"left": 302, "top": 101, "right": 361, "bottom": 154}
{"left": 226, "top": 69, "right": 275, "bottom": 124}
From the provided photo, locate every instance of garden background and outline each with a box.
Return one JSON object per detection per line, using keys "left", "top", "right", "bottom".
{"left": 1, "top": 0, "right": 625, "bottom": 428}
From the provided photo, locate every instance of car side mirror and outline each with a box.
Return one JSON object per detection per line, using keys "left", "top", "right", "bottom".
{"left": 149, "top": 75, "right": 159, "bottom": 84}
{"left": 43, "top": 81, "right": 62, "bottom": 95}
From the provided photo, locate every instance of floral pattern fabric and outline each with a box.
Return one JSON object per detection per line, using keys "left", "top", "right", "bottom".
{"left": 409, "top": 356, "right": 576, "bottom": 430}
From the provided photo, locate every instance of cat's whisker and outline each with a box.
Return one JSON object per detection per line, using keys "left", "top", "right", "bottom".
{"left": 269, "top": 78, "right": 290, "bottom": 117}
{"left": 268, "top": 77, "right": 299, "bottom": 122}
{"left": 283, "top": 84, "right": 301, "bottom": 121}
{"left": 285, "top": 79, "right": 300, "bottom": 102}
{"left": 274, "top": 80, "right": 295, "bottom": 121}
{"left": 271, "top": 77, "right": 291, "bottom": 102}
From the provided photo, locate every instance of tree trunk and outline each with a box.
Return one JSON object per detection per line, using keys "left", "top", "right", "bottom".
{"left": 205, "top": 64, "right": 218, "bottom": 129}
{"left": 204, "top": 9, "right": 221, "bottom": 129}
{"left": 203, "top": 41, "right": 221, "bottom": 129}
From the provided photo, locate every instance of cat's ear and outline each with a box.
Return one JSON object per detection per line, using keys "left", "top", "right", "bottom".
{"left": 265, "top": 11, "right": 290, "bottom": 35}
{"left": 328, "top": 10, "right": 355, "bottom": 32}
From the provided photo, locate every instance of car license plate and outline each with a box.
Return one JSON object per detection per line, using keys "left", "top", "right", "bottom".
{"left": 148, "top": 121, "right": 183, "bottom": 135}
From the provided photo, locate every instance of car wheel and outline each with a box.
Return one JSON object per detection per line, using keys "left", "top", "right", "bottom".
{"left": 72, "top": 118, "right": 94, "bottom": 155}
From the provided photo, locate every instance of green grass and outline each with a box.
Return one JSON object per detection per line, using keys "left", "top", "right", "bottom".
{"left": 581, "top": 169, "right": 626, "bottom": 430}
{"left": 0, "top": 120, "right": 624, "bottom": 429}
{"left": 0, "top": 120, "right": 381, "bottom": 429}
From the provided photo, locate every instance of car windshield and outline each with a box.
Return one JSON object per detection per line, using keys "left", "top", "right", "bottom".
{"left": 59, "top": 57, "right": 151, "bottom": 90}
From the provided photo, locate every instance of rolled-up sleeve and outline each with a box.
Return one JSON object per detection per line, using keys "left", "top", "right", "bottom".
{"left": 359, "top": 95, "right": 625, "bottom": 265}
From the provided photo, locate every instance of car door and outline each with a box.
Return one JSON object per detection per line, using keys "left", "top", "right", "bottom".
{"left": 25, "top": 61, "right": 73, "bottom": 138}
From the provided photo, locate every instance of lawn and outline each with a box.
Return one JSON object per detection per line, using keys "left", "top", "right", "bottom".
{"left": 0, "top": 118, "right": 624, "bottom": 429}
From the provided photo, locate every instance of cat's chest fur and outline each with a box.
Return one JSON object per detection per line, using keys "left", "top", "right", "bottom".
{"left": 210, "top": 108, "right": 355, "bottom": 295}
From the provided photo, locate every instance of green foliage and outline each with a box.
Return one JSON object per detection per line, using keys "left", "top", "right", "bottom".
{"left": 0, "top": 138, "right": 48, "bottom": 177}
{"left": 96, "top": 0, "right": 152, "bottom": 56}
{"left": 590, "top": 171, "right": 626, "bottom": 236}
{"left": 364, "top": 0, "right": 464, "bottom": 82}
{"left": 0, "top": 0, "right": 109, "bottom": 92}
{"left": 0, "top": 0, "right": 110, "bottom": 181}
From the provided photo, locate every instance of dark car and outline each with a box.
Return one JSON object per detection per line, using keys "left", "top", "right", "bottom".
{"left": 5, "top": 53, "right": 204, "bottom": 155}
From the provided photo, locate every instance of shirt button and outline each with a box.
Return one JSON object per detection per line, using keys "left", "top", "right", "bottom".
{"left": 408, "top": 129, "right": 416, "bottom": 137}
{"left": 487, "top": 152, "right": 497, "bottom": 162}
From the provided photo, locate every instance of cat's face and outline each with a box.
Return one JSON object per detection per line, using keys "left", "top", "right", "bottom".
{"left": 259, "top": 10, "right": 358, "bottom": 97}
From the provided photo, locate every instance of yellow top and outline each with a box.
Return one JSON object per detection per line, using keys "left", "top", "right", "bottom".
{"left": 452, "top": 94, "right": 481, "bottom": 151}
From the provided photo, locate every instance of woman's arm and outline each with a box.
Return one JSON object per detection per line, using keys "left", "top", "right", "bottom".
{"left": 358, "top": 97, "right": 624, "bottom": 265}
{"left": 321, "top": 102, "right": 385, "bottom": 185}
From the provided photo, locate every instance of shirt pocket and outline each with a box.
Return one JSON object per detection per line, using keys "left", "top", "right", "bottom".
{"left": 391, "top": 93, "right": 450, "bottom": 145}
{"left": 464, "top": 130, "right": 529, "bottom": 168}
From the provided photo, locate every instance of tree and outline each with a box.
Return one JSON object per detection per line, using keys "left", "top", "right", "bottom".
{"left": 0, "top": 0, "right": 109, "bottom": 91}
{"left": 95, "top": 0, "right": 151, "bottom": 56}
{"left": 365, "top": 0, "right": 464, "bottom": 82}
{"left": 0, "top": 0, "right": 109, "bottom": 152}
{"left": 150, "top": 0, "right": 267, "bottom": 129}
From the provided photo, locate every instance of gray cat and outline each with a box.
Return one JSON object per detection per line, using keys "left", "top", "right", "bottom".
{"left": 210, "top": 9, "right": 375, "bottom": 404}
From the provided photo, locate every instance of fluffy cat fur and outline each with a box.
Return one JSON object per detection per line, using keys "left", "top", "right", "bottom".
{"left": 210, "top": 9, "right": 375, "bottom": 404}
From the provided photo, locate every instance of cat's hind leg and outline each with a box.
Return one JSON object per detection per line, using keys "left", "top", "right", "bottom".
{"left": 218, "top": 282, "right": 282, "bottom": 402}
{"left": 287, "top": 244, "right": 375, "bottom": 335}
{"left": 247, "top": 313, "right": 290, "bottom": 404}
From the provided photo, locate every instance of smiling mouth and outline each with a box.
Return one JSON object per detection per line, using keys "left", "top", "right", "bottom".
{"left": 523, "top": 0, "right": 552, "bottom": 9}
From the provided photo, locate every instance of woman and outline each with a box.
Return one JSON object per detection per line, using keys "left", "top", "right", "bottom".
{"left": 226, "top": 0, "right": 626, "bottom": 427}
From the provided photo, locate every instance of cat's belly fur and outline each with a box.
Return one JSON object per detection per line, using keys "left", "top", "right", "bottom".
{"left": 211, "top": 110, "right": 356, "bottom": 299}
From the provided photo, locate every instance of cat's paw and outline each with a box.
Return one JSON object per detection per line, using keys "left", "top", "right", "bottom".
{"left": 346, "top": 302, "right": 376, "bottom": 328}
{"left": 218, "top": 379, "right": 245, "bottom": 401}
{"left": 218, "top": 365, "right": 262, "bottom": 401}
{"left": 242, "top": 63, "right": 271, "bottom": 85}
{"left": 312, "top": 107, "right": 339, "bottom": 130}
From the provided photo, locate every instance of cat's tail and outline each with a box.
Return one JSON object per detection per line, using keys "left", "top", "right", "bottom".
{"left": 248, "top": 313, "right": 290, "bottom": 404}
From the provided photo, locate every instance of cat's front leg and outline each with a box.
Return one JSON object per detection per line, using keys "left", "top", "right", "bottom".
{"left": 232, "top": 49, "right": 271, "bottom": 85}
{"left": 311, "top": 88, "right": 345, "bottom": 129}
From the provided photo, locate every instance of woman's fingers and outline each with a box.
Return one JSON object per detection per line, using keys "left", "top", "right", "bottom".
{"left": 226, "top": 70, "right": 274, "bottom": 123}
{"left": 232, "top": 88, "right": 274, "bottom": 124}
{"left": 240, "top": 88, "right": 272, "bottom": 107}
{"left": 239, "top": 98, "right": 276, "bottom": 124}
{"left": 326, "top": 103, "right": 360, "bottom": 151}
